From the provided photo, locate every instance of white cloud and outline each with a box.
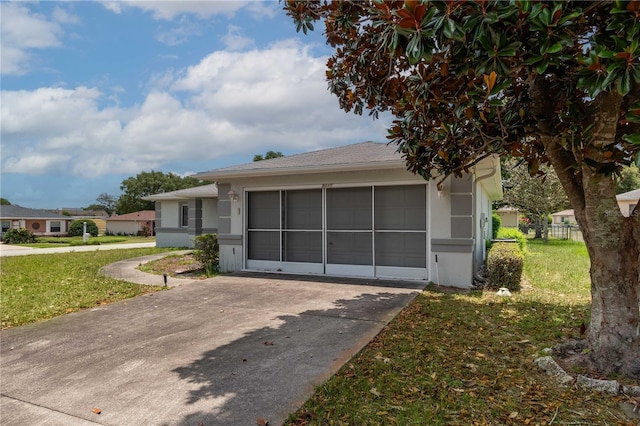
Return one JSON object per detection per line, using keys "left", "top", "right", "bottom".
{"left": 0, "top": 3, "right": 79, "bottom": 75}
{"left": 1, "top": 40, "right": 389, "bottom": 178}
{"left": 156, "top": 16, "right": 202, "bottom": 46}
{"left": 222, "top": 24, "right": 254, "bottom": 51}
{"left": 103, "top": 1, "right": 246, "bottom": 20}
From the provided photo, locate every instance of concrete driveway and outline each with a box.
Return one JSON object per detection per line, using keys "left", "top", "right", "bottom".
{"left": 1, "top": 269, "right": 424, "bottom": 425}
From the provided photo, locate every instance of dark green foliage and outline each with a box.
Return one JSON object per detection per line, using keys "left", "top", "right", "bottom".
{"left": 193, "top": 234, "right": 219, "bottom": 276}
{"left": 0, "top": 198, "right": 11, "bottom": 205}
{"left": 491, "top": 213, "right": 501, "bottom": 239}
{"left": 116, "top": 171, "right": 205, "bottom": 215}
{"left": 487, "top": 242, "right": 524, "bottom": 291}
{"left": 496, "top": 227, "right": 527, "bottom": 252}
{"left": 68, "top": 220, "right": 99, "bottom": 237}
{"left": 2, "top": 228, "right": 37, "bottom": 244}
{"left": 253, "top": 151, "right": 284, "bottom": 161}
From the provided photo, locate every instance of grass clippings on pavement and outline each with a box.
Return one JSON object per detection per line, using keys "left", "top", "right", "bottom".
{"left": 0, "top": 248, "right": 169, "bottom": 329}
{"left": 285, "top": 238, "right": 637, "bottom": 425}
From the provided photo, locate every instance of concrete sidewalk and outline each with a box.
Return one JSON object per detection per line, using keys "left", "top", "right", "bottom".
{"left": 0, "top": 241, "right": 157, "bottom": 257}
{"left": 1, "top": 253, "right": 426, "bottom": 425}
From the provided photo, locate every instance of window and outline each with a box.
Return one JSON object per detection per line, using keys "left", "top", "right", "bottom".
{"left": 180, "top": 204, "right": 189, "bottom": 227}
{"left": 50, "top": 221, "right": 61, "bottom": 232}
{"left": 1, "top": 221, "right": 10, "bottom": 232}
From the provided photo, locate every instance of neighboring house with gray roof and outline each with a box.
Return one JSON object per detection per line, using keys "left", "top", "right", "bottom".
{"left": 617, "top": 188, "right": 639, "bottom": 217}
{"left": 0, "top": 205, "right": 71, "bottom": 238}
{"left": 190, "top": 142, "right": 503, "bottom": 288}
{"left": 143, "top": 184, "right": 218, "bottom": 248}
{"left": 106, "top": 210, "right": 156, "bottom": 236}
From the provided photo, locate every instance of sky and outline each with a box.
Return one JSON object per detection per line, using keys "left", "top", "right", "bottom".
{"left": 0, "top": 1, "right": 391, "bottom": 209}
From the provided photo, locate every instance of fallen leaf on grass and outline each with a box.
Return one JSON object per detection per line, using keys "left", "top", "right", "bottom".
{"left": 370, "top": 387, "right": 382, "bottom": 397}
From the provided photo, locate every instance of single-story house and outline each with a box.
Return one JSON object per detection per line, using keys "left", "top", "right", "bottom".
{"left": 143, "top": 184, "right": 218, "bottom": 247}
{"left": 106, "top": 210, "right": 156, "bottom": 236}
{"left": 551, "top": 209, "right": 577, "bottom": 225}
{"left": 617, "top": 188, "right": 639, "bottom": 217}
{"left": 552, "top": 188, "right": 639, "bottom": 224}
{"left": 495, "top": 206, "right": 519, "bottom": 227}
{"left": 0, "top": 205, "right": 71, "bottom": 237}
{"left": 191, "top": 142, "right": 502, "bottom": 288}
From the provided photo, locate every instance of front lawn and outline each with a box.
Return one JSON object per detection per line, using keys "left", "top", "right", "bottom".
{"left": 16, "top": 235, "right": 155, "bottom": 248}
{"left": 0, "top": 248, "right": 169, "bottom": 329}
{"left": 285, "top": 239, "right": 636, "bottom": 425}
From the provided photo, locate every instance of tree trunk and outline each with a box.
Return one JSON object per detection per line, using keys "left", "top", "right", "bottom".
{"left": 545, "top": 141, "right": 640, "bottom": 379}
{"left": 534, "top": 215, "right": 543, "bottom": 239}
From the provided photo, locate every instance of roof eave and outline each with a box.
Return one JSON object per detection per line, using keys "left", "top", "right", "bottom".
{"left": 193, "top": 161, "right": 405, "bottom": 181}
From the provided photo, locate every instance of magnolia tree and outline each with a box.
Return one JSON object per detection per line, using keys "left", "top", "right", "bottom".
{"left": 286, "top": 0, "right": 640, "bottom": 378}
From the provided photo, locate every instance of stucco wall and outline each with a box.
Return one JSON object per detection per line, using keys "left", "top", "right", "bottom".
{"left": 107, "top": 221, "right": 139, "bottom": 235}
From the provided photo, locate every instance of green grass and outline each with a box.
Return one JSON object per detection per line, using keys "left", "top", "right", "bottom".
{"left": 285, "top": 239, "right": 636, "bottom": 425}
{"left": 0, "top": 248, "right": 169, "bottom": 329}
{"left": 17, "top": 235, "right": 155, "bottom": 248}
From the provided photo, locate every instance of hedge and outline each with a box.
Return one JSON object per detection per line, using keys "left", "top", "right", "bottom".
{"left": 496, "top": 227, "right": 527, "bottom": 252}
{"left": 486, "top": 242, "right": 524, "bottom": 291}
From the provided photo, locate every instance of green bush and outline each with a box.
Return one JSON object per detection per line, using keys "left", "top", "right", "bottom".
{"left": 2, "top": 228, "right": 37, "bottom": 244}
{"left": 491, "top": 213, "right": 501, "bottom": 239}
{"left": 486, "top": 242, "right": 524, "bottom": 291}
{"left": 193, "top": 234, "right": 219, "bottom": 276}
{"left": 68, "top": 220, "right": 99, "bottom": 237}
{"left": 496, "top": 227, "right": 527, "bottom": 252}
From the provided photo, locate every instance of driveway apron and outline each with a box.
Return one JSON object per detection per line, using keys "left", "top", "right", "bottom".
{"left": 1, "top": 272, "right": 424, "bottom": 426}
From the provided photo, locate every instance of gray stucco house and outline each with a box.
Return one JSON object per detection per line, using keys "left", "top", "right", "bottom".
{"left": 186, "top": 142, "right": 502, "bottom": 288}
{"left": 143, "top": 184, "right": 218, "bottom": 248}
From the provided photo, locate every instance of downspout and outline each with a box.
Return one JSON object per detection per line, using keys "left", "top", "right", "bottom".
{"left": 473, "top": 158, "right": 499, "bottom": 284}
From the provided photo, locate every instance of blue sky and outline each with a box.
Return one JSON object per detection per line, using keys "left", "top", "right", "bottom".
{"left": 1, "top": 1, "right": 391, "bottom": 209}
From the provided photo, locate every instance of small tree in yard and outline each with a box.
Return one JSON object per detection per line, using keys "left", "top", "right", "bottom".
{"left": 286, "top": 1, "right": 640, "bottom": 378}
{"left": 2, "top": 228, "right": 37, "bottom": 244}
{"left": 193, "top": 234, "right": 219, "bottom": 276}
{"left": 68, "top": 220, "right": 99, "bottom": 237}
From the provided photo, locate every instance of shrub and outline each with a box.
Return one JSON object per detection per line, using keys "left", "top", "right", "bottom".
{"left": 68, "top": 220, "right": 99, "bottom": 237}
{"left": 2, "top": 228, "right": 37, "bottom": 244}
{"left": 491, "top": 213, "right": 501, "bottom": 239}
{"left": 496, "top": 227, "right": 527, "bottom": 252}
{"left": 193, "top": 234, "right": 219, "bottom": 276}
{"left": 486, "top": 242, "right": 524, "bottom": 291}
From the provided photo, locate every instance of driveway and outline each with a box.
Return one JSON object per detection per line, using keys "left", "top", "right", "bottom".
{"left": 1, "top": 268, "right": 424, "bottom": 425}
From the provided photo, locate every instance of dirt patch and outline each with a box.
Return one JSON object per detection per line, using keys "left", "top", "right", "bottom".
{"left": 141, "top": 253, "right": 209, "bottom": 279}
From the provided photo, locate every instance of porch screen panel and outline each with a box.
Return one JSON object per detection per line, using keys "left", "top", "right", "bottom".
{"left": 247, "top": 191, "right": 280, "bottom": 261}
{"left": 283, "top": 189, "right": 322, "bottom": 263}
{"left": 374, "top": 185, "right": 427, "bottom": 268}
{"left": 327, "top": 187, "right": 373, "bottom": 265}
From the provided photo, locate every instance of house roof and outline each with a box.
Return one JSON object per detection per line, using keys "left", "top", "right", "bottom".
{"left": 143, "top": 184, "right": 218, "bottom": 201}
{"left": 193, "top": 142, "right": 403, "bottom": 180}
{"left": 617, "top": 188, "right": 640, "bottom": 201}
{"left": 552, "top": 209, "right": 575, "bottom": 216}
{"left": 107, "top": 210, "right": 156, "bottom": 221}
{"left": 0, "top": 205, "right": 70, "bottom": 220}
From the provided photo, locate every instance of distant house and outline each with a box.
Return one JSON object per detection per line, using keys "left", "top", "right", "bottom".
{"left": 106, "top": 210, "right": 155, "bottom": 236}
{"left": 551, "top": 209, "right": 577, "bottom": 225}
{"left": 617, "top": 188, "right": 639, "bottom": 217}
{"left": 495, "top": 206, "right": 519, "bottom": 227}
{"left": 0, "top": 205, "right": 71, "bottom": 237}
{"left": 552, "top": 188, "right": 639, "bottom": 224}
{"left": 143, "top": 184, "right": 218, "bottom": 248}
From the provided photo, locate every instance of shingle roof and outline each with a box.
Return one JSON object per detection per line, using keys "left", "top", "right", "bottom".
{"left": 616, "top": 188, "right": 640, "bottom": 201}
{"left": 0, "top": 205, "right": 70, "bottom": 219}
{"left": 143, "top": 184, "right": 218, "bottom": 201}
{"left": 107, "top": 210, "right": 156, "bottom": 221}
{"left": 551, "top": 209, "right": 575, "bottom": 216}
{"left": 193, "top": 142, "right": 403, "bottom": 180}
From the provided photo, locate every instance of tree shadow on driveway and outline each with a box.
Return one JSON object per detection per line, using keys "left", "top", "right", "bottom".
{"left": 166, "top": 291, "right": 416, "bottom": 426}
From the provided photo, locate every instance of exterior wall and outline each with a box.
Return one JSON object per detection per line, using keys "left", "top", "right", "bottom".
{"left": 618, "top": 200, "right": 637, "bottom": 217}
{"left": 17, "top": 219, "right": 68, "bottom": 236}
{"left": 429, "top": 175, "right": 475, "bottom": 287}
{"left": 156, "top": 231, "right": 195, "bottom": 248}
{"left": 202, "top": 198, "right": 218, "bottom": 230}
{"left": 153, "top": 198, "right": 218, "bottom": 248}
{"left": 497, "top": 210, "right": 518, "bottom": 227}
{"left": 107, "top": 221, "right": 140, "bottom": 235}
{"left": 552, "top": 214, "right": 576, "bottom": 224}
